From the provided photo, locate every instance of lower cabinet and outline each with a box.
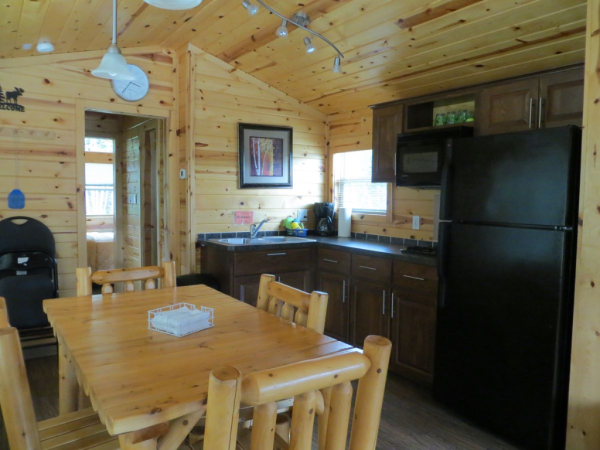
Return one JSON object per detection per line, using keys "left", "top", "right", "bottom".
{"left": 390, "top": 288, "right": 437, "bottom": 384}
{"left": 234, "top": 270, "right": 313, "bottom": 308}
{"left": 316, "top": 271, "right": 349, "bottom": 342}
{"left": 279, "top": 270, "right": 313, "bottom": 292}
{"left": 350, "top": 279, "right": 389, "bottom": 348}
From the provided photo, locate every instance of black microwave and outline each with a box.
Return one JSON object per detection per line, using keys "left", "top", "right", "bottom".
{"left": 396, "top": 126, "right": 473, "bottom": 188}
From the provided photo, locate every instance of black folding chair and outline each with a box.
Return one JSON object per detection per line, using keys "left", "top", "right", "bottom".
{"left": 0, "top": 216, "right": 58, "bottom": 330}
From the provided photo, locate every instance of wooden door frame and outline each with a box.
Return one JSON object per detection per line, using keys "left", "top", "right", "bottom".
{"left": 75, "top": 100, "right": 179, "bottom": 272}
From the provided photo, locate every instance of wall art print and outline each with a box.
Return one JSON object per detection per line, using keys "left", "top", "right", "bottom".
{"left": 0, "top": 86, "right": 25, "bottom": 112}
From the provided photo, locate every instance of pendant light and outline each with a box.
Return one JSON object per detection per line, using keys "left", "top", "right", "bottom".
{"left": 92, "top": 0, "right": 135, "bottom": 81}
{"left": 144, "top": 0, "right": 202, "bottom": 10}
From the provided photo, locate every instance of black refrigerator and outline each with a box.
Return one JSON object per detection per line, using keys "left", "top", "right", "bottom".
{"left": 434, "top": 126, "right": 582, "bottom": 450}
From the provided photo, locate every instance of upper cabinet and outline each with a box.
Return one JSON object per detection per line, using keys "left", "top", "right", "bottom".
{"left": 539, "top": 68, "right": 584, "bottom": 129}
{"left": 372, "top": 104, "right": 403, "bottom": 183}
{"left": 476, "top": 79, "right": 540, "bottom": 135}
{"left": 477, "top": 67, "right": 584, "bottom": 135}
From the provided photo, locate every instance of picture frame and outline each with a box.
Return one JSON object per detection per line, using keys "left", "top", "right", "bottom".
{"left": 238, "top": 123, "right": 293, "bottom": 189}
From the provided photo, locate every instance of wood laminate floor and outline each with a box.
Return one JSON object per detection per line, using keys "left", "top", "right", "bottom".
{"left": 0, "top": 355, "right": 520, "bottom": 450}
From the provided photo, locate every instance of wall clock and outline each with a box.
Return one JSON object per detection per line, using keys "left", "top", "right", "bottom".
{"left": 112, "top": 65, "right": 149, "bottom": 102}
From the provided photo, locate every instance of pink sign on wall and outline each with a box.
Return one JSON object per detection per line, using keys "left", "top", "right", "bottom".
{"left": 234, "top": 211, "right": 254, "bottom": 224}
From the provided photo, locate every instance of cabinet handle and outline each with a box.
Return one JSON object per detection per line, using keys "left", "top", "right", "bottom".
{"left": 359, "top": 265, "right": 377, "bottom": 271}
{"left": 382, "top": 290, "right": 386, "bottom": 316}
{"left": 267, "top": 253, "right": 286, "bottom": 256}
{"left": 538, "top": 96, "right": 544, "bottom": 128}
{"left": 323, "top": 258, "right": 338, "bottom": 264}
{"left": 342, "top": 279, "right": 346, "bottom": 303}
{"left": 528, "top": 98, "right": 534, "bottom": 129}
{"left": 391, "top": 292, "right": 395, "bottom": 319}
{"left": 403, "top": 274, "right": 425, "bottom": 281}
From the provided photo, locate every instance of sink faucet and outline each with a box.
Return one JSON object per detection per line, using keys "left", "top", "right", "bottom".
{"left": 250, "top": 218, "right": 270, "bottom": 238}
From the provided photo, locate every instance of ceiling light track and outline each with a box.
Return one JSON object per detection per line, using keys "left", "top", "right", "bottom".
{"left": 247, "top": 0, "right": 345, "bottom": 72}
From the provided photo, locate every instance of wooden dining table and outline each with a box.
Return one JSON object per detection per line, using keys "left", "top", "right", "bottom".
{"left": 43, "top": 284, "right": 354, "bottom": 449}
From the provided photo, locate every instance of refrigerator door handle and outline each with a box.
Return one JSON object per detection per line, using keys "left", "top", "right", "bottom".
{"left": 538, "top": 96, "right": 544, "bottom": 128}
{"left": 437, "top": 222, "right": 450, "bottom": 309}
{"left": 528, "top": 98, "right": 534, "bottom": 129}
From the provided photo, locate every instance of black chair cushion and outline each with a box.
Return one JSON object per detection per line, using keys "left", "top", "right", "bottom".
{"left": 0, "top": 275, "right": 53, "bottom": 329}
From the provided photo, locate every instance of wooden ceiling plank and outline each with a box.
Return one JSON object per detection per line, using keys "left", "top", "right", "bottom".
{"left": 12, "top": 0, "right": 52, "bottom": 58}
{"left": 70, "top": 0, "right": 123, "bottom": 53}
{"left": 160, "top": 0, "right": 240, "bottom": 49}
{"left": 150, "top": 1, "right": 215, "bottom": 46}
{"left": 116, "top": 3, "right": 184, "bottom": 49}
{"left": 397, "top": 0, "right": 485, "bottom": 30}
{"left": 244, "top": 0, "right": 542, "bottom": 85}
{"left": 54, "top": 0, "right": 105, "bottom": 53}
{"left": 0, "top": 0, "right": 25, "bottom": 59}
{"left": 307, "top": 46, "right": 584, "bottom": 114}
{"left": 268, "top": 0, "right": 580, "bottom": 91}
{"left": 37, "top": 0, "right": 80, "bottom": 54}
{"left": 290, "top": 9, "right": 586, "bottom": 101}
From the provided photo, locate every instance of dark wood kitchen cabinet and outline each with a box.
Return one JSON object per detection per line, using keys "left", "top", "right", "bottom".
{"left": 539, "top": 68, "right": 584, "bottom": 128}
{"left": 316, "top": 271, "right": 349, "bottom": 342}
{"left": 372, "top": 104, "right": 403, "bottom": 183}
{"left": 350, "top": 278, "right": 390, "bottom": 348}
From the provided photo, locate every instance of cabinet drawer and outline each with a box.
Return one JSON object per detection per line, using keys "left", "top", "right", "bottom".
{"left": 351, "top": 254, "right": 392, "bottom": 283}
{"left": 393, "top": 261, "right": 438, "bottom": 295}
{"left": 234, "top": 248, "right": 311, "bottom": 276}
{"left": 317, "top": 248, "right": 351, "bottom": 275}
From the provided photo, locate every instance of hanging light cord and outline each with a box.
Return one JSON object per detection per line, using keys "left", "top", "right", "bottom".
{"left": 254, "top": 0, "right": 344, "bottom": 59}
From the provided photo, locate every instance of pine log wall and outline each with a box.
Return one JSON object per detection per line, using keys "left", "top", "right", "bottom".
{"left": 0, "top": 48, "right": 177, "bottom": 296}
{"left": 179, "top": 46, "right": 328, "bottom": 252}
{"left": 328, "top": 108, "right": 436, "bottom": 241}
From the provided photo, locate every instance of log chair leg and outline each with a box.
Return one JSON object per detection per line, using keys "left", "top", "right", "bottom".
{"left": 251, "top": 402, "right": 277, "bottom": 450}
{"left": 348, "top": 335, "right": 392, "bottom": 450}
{"left": 318, "top": 387, "right": 332, "bottom": 450}
{"left": 58, "top": 338, "right": 79, "bottom": 415}
{"left": 324, "top": 382, "right": 353, "bottom": 450}
{"left": 204, "top": 367, "right": 243, "bottom": 450}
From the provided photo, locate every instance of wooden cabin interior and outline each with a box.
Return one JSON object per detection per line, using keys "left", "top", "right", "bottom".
{"left": 1, "top": 0, "right": 600, "bottom": 448}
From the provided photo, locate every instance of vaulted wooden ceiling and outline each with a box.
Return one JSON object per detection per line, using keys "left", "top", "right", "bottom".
{"left": 0, "top": 0, "right": 586, "bottom": 114}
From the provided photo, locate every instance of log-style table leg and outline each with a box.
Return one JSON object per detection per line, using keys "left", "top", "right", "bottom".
{"left": 58, "top": 338, "right": 79, "bottom": 415}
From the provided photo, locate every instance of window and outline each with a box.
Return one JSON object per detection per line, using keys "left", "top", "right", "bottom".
{"left": 85, "top": 137, "right": 115, "bottom": 216}
{"left": 85, "top": 137, "right": 114, "bottom": 153}
{"left": 333, "top": 150, "right": 388, "bottom": 215}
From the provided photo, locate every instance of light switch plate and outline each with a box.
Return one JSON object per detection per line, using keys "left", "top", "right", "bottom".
{"left": 297, "top": 209, "right": 308, "bottom": 222}
{"left": 412, "top": 215, "right": 421, "bottom": 230}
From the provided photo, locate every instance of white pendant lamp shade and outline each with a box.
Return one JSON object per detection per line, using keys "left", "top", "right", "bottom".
{"left": 92, "top": 0, "right": 135, "bottom": 81}
{"left": 144, "top": 0, "right": 202, "bottom": 9}
{"left": 92, "top": 44, "right": 135, "bottom": 81}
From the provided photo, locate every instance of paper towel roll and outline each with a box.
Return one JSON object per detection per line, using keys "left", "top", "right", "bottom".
{"left": 338, "top": 207, "right": 352, "bottom": 237}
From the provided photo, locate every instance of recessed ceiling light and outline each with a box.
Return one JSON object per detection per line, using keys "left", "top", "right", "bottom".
{"left": 22, "top": 43, "right": 32, "bottom": 50}
{"left": 144, "top": 0, "right": 202, "bottom": 10}
{"left": 37, "top": 42, "right": 54, "bottom": 53}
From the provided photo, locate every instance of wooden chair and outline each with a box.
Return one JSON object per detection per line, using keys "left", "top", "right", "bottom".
{"left": 0, "top": 321, "right": 119, "bottom": 449}
{"left": 257, "top": 274, "right": 328, "bottom": 334}
{"left": 0, "top": 296, "right": 8, "bottom": 328}
{"left": 203, "top": 335, "right": 392, "bottom": 450}
{"left": 76, "top": 260, "right": 177, "bottom": 295}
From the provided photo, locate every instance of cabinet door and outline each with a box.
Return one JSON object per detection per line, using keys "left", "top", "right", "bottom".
{"left": 372, "top": 105, "right": 403, "bottom": 182}
{"left": 278, "top": 270, "right": 313, "bottom": 292}
{"left": 233, "top": 274, "right": 261, "bottom": 307}
{"left": 477, "top": 78, "right": 539, "bottom": 135}
{"left": 350, "top": 279, "right": 389, "bottom": 348}
{"left": 316, "top": 271, "right": 349, "bottom": 342}
{"left": 390, "top": 288, "right": 436, "bottom": 385}
{"left": 539, "top": 68, "right": 584, "bottom": 129}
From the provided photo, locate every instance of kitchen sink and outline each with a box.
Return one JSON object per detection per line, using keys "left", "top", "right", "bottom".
{"left": 213, "top": 236, "right": 316, "bottom": 246}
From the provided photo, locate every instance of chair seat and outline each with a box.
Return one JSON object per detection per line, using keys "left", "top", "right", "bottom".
{"left": 37, "top": 407, "right": 119, "bottom": 450}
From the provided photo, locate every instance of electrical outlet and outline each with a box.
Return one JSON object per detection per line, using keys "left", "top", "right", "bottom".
{"left": 412, "top": 215, "right": 421, "bottom": 230}
{"left": 297, "top": 209, "right": 308, "bottom": 222}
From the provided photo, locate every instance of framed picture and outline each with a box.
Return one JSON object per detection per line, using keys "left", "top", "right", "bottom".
{"left": 238, "top": 123, "right": 293, "bottom": 189}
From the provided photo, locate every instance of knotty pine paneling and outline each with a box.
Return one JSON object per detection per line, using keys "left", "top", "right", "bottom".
{"left": 182, "top": 47, "right": 328, "bottom": 246}
{"left": 329, "top": 108, "right": 436, "bottom": 241}
{"left": 0, "top": 48, "right": 176, "bottom": 296}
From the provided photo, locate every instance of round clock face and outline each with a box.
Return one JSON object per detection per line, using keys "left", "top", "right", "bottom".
{"left": 112, "top": 65, "right": 150, "bottom": 102}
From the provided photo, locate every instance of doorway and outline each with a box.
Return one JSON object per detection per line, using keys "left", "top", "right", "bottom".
{"left": 83, "top": 111, "right": 167, "bottom": 274}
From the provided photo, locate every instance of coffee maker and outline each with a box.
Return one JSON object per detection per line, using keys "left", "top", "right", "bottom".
{"left": 314, "top": 202, "right": 335, "bottom": 236}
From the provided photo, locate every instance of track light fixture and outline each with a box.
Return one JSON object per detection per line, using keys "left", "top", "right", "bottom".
{"left": 304, "top": 37, "right": 315, "bottom": 54}
{"left": 248, "top": 0, "right": 344, "bottom": 73}
{"left": 276, "top": 20, "right": 288, "bottom": 37}
{"left": 242, "top": 0, "right": 258, "bottom": 15}
{"left": 332, "top": 56, "right": 342, "bottom": 73}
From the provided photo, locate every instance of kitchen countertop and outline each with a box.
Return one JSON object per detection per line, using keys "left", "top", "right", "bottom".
{"left": 198, "top": 235, "right": 437, "bottom": 267}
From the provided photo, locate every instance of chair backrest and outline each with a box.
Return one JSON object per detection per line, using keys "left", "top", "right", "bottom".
{"left": 204, "top": 335, "right": 392, "bottom": 450}
{"left": 76, "top": 261, "right": 177, "bottom": 296}
{"left": 0, "top": 297, "right": 8, "bottom": 328}
{"left": 256, "top": 274, "right": 328, "bottom": 334}
{"left": 0, "top": 325, "right": 42, "bottom": 450}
